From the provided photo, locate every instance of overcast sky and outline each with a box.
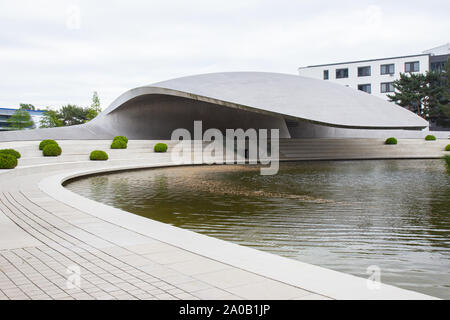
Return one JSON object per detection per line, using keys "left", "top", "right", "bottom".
{"left": 0, "top": 0, "right": 448, "bottom": 110}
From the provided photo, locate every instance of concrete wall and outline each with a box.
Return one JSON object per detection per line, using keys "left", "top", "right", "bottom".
{"left": 0, "top": 93, "right": 446, "bottom": 142}
{"left": 0, "top": 95, "right": 291, "bottom": 141}
{"left": 287, "top": 118, "right": 449, "bottom": 139}
{"left": 103, "top": 94, "right": 291, "bottom": 139}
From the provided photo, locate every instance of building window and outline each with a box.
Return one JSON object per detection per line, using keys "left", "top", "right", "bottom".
{"left": 380, "top": 64, "right": 395, "bottom": 75}
{"left": 381, "top": 82, "right": 395, "bottom": 93}
{"left": 357, "top": 66, "right": 371, "bottom": 77}
{"left": 336, "top": 68, "right": 348, "bottom": 79}
{"left": 430, "top": 62, "right": 445, "bottom": 72}
{"left": 358, "top": 84, "right": 371, "bottom": 94}
{"left": 405, "top": 61, "right": 419, "bottom": 73}
{"left": 323, "top": 70, "right": 329, "bottom": 80}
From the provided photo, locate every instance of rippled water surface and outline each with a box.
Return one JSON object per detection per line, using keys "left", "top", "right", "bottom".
{"left": 65, "top": 160, "right": 450, "bottom": 298}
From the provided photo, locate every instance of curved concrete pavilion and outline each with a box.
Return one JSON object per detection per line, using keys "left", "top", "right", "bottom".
{"left": 0, "top": 72, "right": 428, "bottom": 141}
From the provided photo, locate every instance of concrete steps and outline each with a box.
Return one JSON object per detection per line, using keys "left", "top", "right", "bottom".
{"left": 1, "top": 139, "right": 448, "bottom": 168}
{"left": 278, "top": 138, "right": 448, "bottom": 160}
{"left": 0, "top": 140, "right": 206, "bottom": 168}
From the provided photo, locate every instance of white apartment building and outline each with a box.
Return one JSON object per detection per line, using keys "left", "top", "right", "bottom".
{"left": 298, "top": 43, "right": 450, "bottom": 101}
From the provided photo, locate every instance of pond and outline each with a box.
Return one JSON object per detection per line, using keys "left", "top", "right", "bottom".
{"left": 65, "top": 160, "right": 450, "bottom": 299}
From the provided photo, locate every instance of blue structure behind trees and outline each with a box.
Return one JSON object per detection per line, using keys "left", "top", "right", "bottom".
{"left": 0, "top": 108, "right": 45, "bottom": 131}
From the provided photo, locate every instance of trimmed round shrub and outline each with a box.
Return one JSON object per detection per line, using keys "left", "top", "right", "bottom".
{"left": 43, "top": 144, "right": 62, "bottom": 157}
{"left": 385, "top": 137, "right": 397, "bottom": 145}
{"left": 113, "top": 136, "right": 128, "bottom": 144}
{"left": 0, "top": 149, "right": 21, "bottom": 159}
{"left": 445, "top": 144, "right": 450, "bottom": 151}
{"left": 110, "top": 139, "right": 127, "bottom": 149}
{"left": 90, "top": 150, "right": 109, "bottom": 161}
{"left": 154, "top": 143, "right": 168, "bottom": 153}
{"left": 0, "top": 154, "right": 18, "bottom": 169}
{"left": 39, "top": 139, "right": 58, "bottom": 150}
{"left": 425, "top": 135, "right": 436, "bottom": 141}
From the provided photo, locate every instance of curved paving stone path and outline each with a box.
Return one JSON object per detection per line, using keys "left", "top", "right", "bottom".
{"left": 0, "top": 140, "right": 326, "bottom": 300}
{"left": 1, "top": 140, "right": 442, "bottom": 300}
{"left": 0, "top": 180, "right": 321, "bottom": 300}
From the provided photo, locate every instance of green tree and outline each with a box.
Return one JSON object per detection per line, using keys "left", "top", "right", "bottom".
{"left": 387, "top": 73, "right": 427, "bottom": 117}
{"left": 33, "top": 92, "right": 104, "bottom": 128}
{"left": 434, "top": 58, "right": 450, "bottom": 128}
{"left": 59, "top": 104, "right": 88, "bottom": 126}
{"left": 39, "top": 108, "right": 64, "bottom": 128}
{"left": 6, "top": 109, "right": 34, "bottom": 130}
{"left": 388, "top": 59, "right": 450, "bottom": 128}
{"left": 424, "top": 70, "right": 445, "bottom": 123}
{"left": 86, "top": 91, "right": 101, "bottom": 121}
{"left": 19, "top": 103, "right": 36, "bottom": 111}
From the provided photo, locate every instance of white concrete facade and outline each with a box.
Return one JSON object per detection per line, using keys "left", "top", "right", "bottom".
{"left": 0, "top": 72, "right": 429, "bottom": 142}
{"left": 298, "top": 54, "right": 430, "bottom": 101}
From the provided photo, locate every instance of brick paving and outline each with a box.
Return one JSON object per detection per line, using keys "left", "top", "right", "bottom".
{"left": 0, "top": 188, "right": 209, "bottom": 300}
{"left": 0, "top": 180, "right": 318, "bottom": 300}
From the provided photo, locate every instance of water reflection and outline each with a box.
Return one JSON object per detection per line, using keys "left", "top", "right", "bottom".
{"left": 66, "top": 160, "right": 450, "bottom": 298}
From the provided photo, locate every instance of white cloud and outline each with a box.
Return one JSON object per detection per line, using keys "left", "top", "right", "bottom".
{"left": 0, "top": 0, "right": 448, "bottom": 109}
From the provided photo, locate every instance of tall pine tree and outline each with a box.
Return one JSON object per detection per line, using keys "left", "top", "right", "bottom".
{"left": 388, "top": 59, "right": 450, "bottom": 128}
{"left": 387, "top": 73, "right": 426, "bottom": 117}
{"left": 434, "top": 58, "right": 450, "bottom": 128}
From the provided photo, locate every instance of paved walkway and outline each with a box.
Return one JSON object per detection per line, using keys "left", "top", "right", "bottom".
{"left": 0, "top": 140, "right": 328, "bottom": 300}
{"left": 1, "top": 175, "right": 326, "bottom": 300}
{"left": 0, "top": 140, "right": 441, "bottom": 300}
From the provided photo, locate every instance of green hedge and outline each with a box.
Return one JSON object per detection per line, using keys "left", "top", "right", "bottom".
{"left": 113, "top": 136, "right": 128, "bottom": 143}
{"left": 445, "top": 155, "right": 450, "bottom": 173}
{"left": 0, "top": 149, "right": 21, "bottom": 159}
{"left": 0, "top": 154, "right": 18, "bottom": 169}
{"left": 154, "top": 143, "right": 168, "bottom": 153}
{"left": 39, "top": 139, "right": 58, "bottom": 150}
{"left": 385, "top": 137, "right": 397, "bottom": 145}
{"left": 43, "top": 144, "right": 62, "bottom": 157}
{"left": 90, "top": 150, "right": 109, "bottom": 161}
{"left": 446, "top": 144, "right": 450, "bottom": 151}
{"left": 111, "top": 139, "right": 127, "bottom": 149}
{"left": 425, "top": 135, "right": 436, "bottom": 141}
